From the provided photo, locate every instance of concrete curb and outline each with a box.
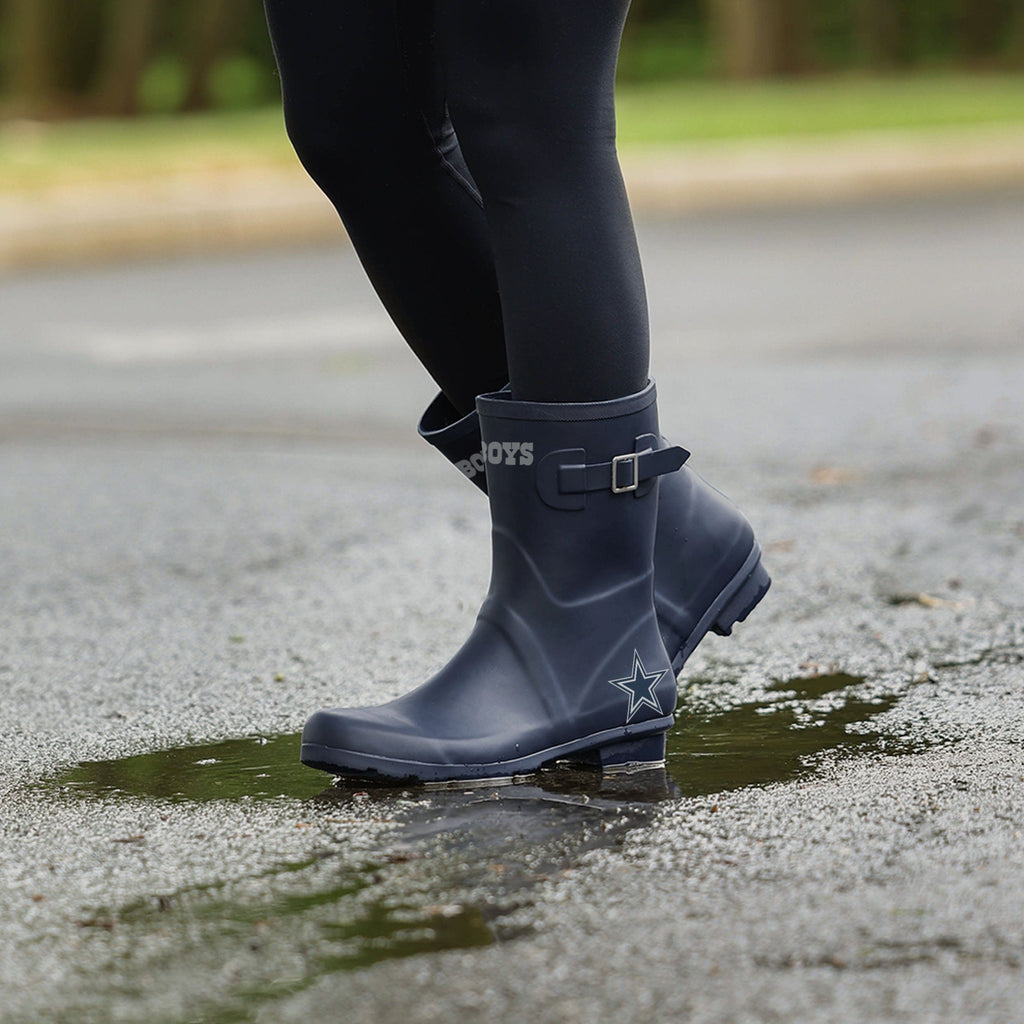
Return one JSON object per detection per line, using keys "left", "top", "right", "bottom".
{"left": 2, "top": 125, "right": 1023, "bottom": 272}
{"left": 621, "top": 125, "right": 1024, "bottom": 210}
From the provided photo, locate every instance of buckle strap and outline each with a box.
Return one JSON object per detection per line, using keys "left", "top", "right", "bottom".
{"left": 557, "top": 443, "right": 689, "bottom": 496}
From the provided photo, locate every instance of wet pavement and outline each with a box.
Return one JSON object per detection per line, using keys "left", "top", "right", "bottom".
{"left": 1, "top": 192, "right": 1023, "bottom": 1022}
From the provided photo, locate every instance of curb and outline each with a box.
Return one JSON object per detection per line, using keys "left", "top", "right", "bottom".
{"left": 2, "top": 125, "right": 1023, "bottom": 272}
{"left": 621, "top": 125, "right": 1024, "bottom": 211}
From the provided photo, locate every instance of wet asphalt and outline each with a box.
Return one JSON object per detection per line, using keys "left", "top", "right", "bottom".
{"left": 1, "top": 191, "right": 1023, "bottom": 1023}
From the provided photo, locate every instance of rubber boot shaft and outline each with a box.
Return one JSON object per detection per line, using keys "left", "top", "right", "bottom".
{"left": 419, "top": 392, "right": 771, "bottom": 674}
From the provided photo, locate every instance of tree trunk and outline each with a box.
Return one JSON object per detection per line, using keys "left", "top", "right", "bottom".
{"left": 5, "top": 0, "right": 61, "bottom": 116}
{"left": 855, "top": 0, "right": 910, "bottom": 69}
{"left": 709, "top": 0, "right": 810, "bottom": 78}
{"left": 92, "top": 0, "right": 162, "bottom": 116}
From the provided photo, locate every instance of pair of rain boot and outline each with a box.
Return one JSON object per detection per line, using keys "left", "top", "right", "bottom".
{"left": 301, "top": 382, "right": 769, "bottom": 784}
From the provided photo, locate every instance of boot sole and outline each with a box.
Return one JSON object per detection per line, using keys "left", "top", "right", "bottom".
{"left": 301, "top": 716, "right": 674, "bottom": 786}
{"left": 670, "top": 542, "right": 772, "bottom": 675}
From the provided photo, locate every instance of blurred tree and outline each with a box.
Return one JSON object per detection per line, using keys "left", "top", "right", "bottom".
{"left": 92, "top": 0, "right": 162, "bottom": 116}
{"left": 957, "top": 0, "right": 1017, "bottom": 64}
{"left": 709, "top": 0, "right": 812, "bottom": 76}
{"left": 182, "top": 0, "right": 248, "bottom": 111}
{"left": 855, "top": 0, "right": 910, "bottom": 67}
{"left": 2, "top": 0, "right": 1023, "bottom": 118}
{"left": 4, "top": 0, "right": 61, "bottom": 116}
{"left": 1008, "top": 2, "right": 1024, "bottom": 66}
{"left": 63, "top": 1, "right": 106, "bottom": 96}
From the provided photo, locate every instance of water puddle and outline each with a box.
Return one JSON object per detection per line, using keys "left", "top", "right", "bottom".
{"left": 667, "top": 671, "right": 907, "bottom": 796}
{"left": 40, "top": 671, "right": 911, "bottom": 1022}
{"left": 55, "top": 731, "right": 321, "bottom": 803}
{"left": 51, "top": 671, "right": 902, "bottom": 805}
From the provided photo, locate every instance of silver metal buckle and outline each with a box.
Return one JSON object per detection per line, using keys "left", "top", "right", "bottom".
{"left": 611, "top": 452, "right": 639, "bottom": 494}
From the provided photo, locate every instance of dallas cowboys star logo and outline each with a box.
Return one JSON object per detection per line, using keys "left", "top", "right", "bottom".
{"left": 608, "top": 650, "right": 667, "bottom": 722}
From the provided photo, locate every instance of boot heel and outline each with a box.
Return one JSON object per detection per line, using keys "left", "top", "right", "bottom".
{"left": 711, "top": 556, "right": 771, "bottom": 637}
{"left": 596, "top": 733, "right": 667, "bottom": 774}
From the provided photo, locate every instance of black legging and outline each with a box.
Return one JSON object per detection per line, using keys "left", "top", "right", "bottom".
{"left": 263, "top": 0, "right": 648, "bottom": 411}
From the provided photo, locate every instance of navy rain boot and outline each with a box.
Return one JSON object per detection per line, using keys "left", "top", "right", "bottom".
{"left": 419, "top": 391, "right": 771, "bottom": 675}
{"left": 302, "top": 382, "right": 686, "bottom": 783}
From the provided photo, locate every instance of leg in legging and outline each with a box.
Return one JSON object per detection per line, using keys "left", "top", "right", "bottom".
{"left": 435, "top": 0, "right": 649, "bottom": 404}
{"left": 263, "top": 0, "right": 507, "bottom": 415}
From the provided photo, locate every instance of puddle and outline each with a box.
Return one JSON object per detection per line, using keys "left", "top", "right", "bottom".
{"left": 50, "top": 672, "right": 903, "bottom": 806}
{"left": 53, "top": 731, "right": 322, "bottom": 803}
{"left": 40, "top": 671, "right": 910, "bottom": 1022}
{"left": 666, "top": 671, "right": 908, "bottom": 796}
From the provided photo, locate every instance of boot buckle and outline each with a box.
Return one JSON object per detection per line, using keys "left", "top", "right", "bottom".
{"left": 611, "top": 452, "right": 640, "bottom": 494}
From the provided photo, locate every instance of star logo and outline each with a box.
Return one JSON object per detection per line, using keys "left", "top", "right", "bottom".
{"left": 608, "top": 650, "right": 668, "bottom": 722}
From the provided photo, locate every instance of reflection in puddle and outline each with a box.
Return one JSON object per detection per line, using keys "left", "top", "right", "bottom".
{"left": 41, "top": 672, "right": 910, "bottom": 1020}
{"left": 101, "top": 854, "right": 495, "bottom": 1024}
{"left": 120, "top": 872, "right": 493, "bottom": 1020}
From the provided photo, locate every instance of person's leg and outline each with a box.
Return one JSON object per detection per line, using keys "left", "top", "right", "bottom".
{"left": 435, "top": 0, "right": 649, "bottom": 403}
{"left": 262, "top": 0, "right": 507, "bottom": 414}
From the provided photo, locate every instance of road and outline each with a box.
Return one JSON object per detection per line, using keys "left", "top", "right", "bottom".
{"left": 1, "top": 192, "right": 1023, "bottom": 1023}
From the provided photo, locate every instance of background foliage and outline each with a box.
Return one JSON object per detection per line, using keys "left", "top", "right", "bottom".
{"left": 1, "top": 0, "right": 1023, "bottom": 120}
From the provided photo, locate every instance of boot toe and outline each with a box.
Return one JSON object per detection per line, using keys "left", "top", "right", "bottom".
{"left": 301, "top": 703, "right": 438, "bottom": 772}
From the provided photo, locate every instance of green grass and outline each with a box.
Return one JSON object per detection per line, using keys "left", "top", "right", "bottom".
{"left": 2, "top": 73, "right": 1023, "bottom": 194}
{"left": 0, "top": 106, "right": 297, "bottom": 193}
{"left": 615, "top": 73, "right": 1024, "bottom": 145}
